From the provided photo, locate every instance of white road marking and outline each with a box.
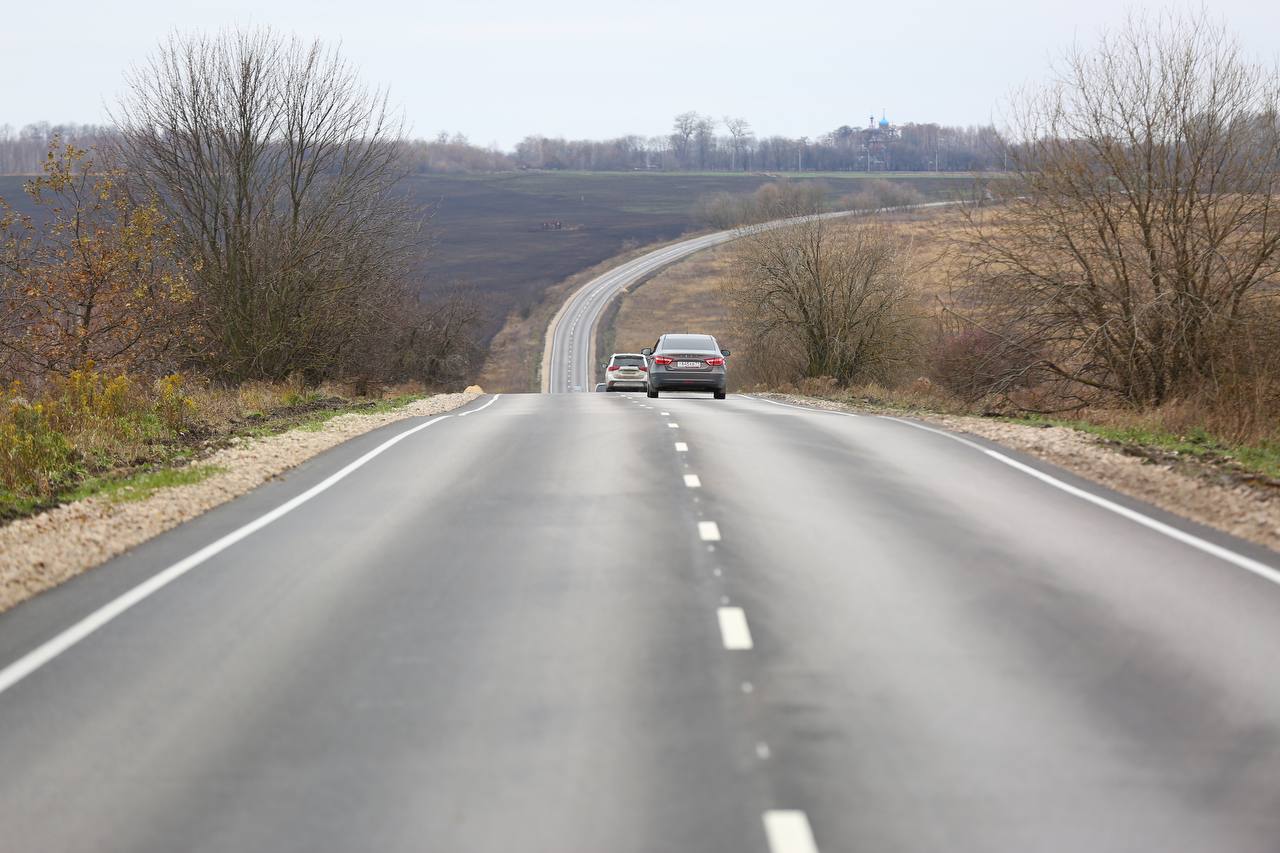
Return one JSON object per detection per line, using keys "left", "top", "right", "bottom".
{"left": 684, "top": 474, "right": 702, "bottom": 488}
{"left": 720, "top": 595, "right": 730, "bottom": 605}
{"left": 763, "top": 810, "right": 819, "bottom": 853}
{"left": 661, "top": 411, "right": 670, "bottom": 415}
{"left": 674, "top": 442, "right": 689, "bottom": 452}
{"left": 740, "top": 395, "right": 1280, "bottom": 588}
{"left": 667, "top": 422, "right": 679, "bottom": 428}
{"left": 0, "top": 400, "right": 496, "bottom": 698}
{"left": 698, "top": 521, "right": 721, "bottom": 541}
{"left": 718, "top": 607, "right": 753, "bottom": 649}
{"left": 741, "top": 681, "right": 755, "bottom": 693}
{"left": 713, "top": 568, "right": 723, "bottom": 577}
{"left": 457, "top": 395, "right": 503, "bottom": 417}
{"left": 756, "top": 742, "right": 772, "bottom": 760}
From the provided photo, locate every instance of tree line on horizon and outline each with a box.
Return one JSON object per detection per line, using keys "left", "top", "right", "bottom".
{"left": 0, "top": 116, "right": 1002, "bottom": 176}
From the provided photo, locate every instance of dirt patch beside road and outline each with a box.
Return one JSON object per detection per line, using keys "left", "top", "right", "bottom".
{"left": 0, "top": 393, "right": 477, "bottom": 614}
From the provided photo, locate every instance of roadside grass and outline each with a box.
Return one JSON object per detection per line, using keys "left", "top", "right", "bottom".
{"left": 70, "top": 465, "right": 227, "bottom": 504}
{"left": 0, "top": 376, "right": 432, "bottom": 525}
{"left": 1005, "top": 414, "right": 1280, "bottom": 481}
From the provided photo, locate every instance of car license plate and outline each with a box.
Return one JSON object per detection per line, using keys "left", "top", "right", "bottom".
{"left": 677, "top": 360, "right": 702, "bottom": 368}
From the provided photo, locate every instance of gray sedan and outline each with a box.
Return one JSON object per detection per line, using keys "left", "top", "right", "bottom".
{"left": 642, "top": 334, "right": 729, "bottom": 399}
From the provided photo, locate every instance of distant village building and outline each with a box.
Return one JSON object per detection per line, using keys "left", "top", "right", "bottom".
{"left": 862, "top": 111, "right": 898, "bottom": 171}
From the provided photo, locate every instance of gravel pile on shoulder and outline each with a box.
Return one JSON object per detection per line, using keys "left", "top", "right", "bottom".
{"left": 0, "top": 393, "right": 477, "bottom": 614}
{"left": 762, "top": 393, "right": 1280, "bottom": 555}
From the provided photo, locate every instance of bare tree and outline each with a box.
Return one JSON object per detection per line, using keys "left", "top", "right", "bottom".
{"left": 670, "top": 112, "right": 701, "bottom": 169}
{"left": 960, "top": 10, "right": 1280, "bottom": 407}
{"left": 726, "top": 213, "right": 915, "bottom": 385}
{"left": 113, "top": 28, "right": 416, "bottom": 382}
{"left": 724, "top": 116, "right": 752, "bottom": 171}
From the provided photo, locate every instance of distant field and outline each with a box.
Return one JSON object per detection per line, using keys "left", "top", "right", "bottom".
{"left": 0, "top": 171, "right": 978, "bottom": 344}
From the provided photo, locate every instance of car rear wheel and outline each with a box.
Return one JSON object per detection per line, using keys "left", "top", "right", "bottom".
{"left": 713, "top": 390, "right": 726, "bottom": 400}
{"left": 646, "top": 387, "right": 659, "bottom": 398}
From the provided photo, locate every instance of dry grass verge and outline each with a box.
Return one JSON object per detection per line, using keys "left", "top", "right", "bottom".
{"left": 0, "top": 392, "right": 476, "bottom": 613}
{"left": 760, "top": 392, "right": 1280, "bottom": 555}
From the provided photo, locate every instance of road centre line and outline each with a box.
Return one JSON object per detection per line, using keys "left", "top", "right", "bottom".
{"left": 717, "top": 606, "right": 754, "bottom": 650}
{"left": 0, "top": 397, "right": 501, "bottom": 698}
{"left": 739, "top": 394, "right": 1280, "bottom": 588}
{"left": 763, "top": 811, "right": 820, "bottom": 853}
{"left": 698, "top": 521, "right": 721, "bottom": 541}
{"left": 684, "top": 474, "right": 702, "bottom": 488}
{"left": 674, "top": 442, "right": 689, "bottom": 452}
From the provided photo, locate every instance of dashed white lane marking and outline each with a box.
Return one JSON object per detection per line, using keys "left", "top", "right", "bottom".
{"left": 698, "top": 521, "right": 721, "bottom": 541}
{"left": 763, "top": 810, "right": 819, "bottom": 853}
{"left": 684, "top": 474, "right": 702, "bottom": 488}
{"left": 667, "top": 422, "right": 679, "bottom": 428}
{"left": 674, "top": 442, "right": 689, "bottom": 452}
{"left": 741, "top": 681, "right": 755, "bottom": 693}
{"left": 661, "top": 411, "right": 670, "bottom": 415}
{"left": 713, "top": 568, "right": 723, "bottom": 577}
{"left": 756, "top": 742, "right": 772, "bottom": 760}
{"left": 717, "top": 607, "right": 754, "bottom": 649}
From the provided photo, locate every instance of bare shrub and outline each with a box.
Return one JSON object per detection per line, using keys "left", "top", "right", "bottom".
{"left": 725, "top": 215, "right": 916, "bottom": 386}
{"left": 960, "top": 10, "right": 1280, "bottom": 410}
{"left": 114, "top": 28, "right": 417, "bottom": 383}
{"left": 842, "top": 179, "right": 925, "bottom": 212}
{"left": 694, "top": 180, "right": 826, "bottom": 229}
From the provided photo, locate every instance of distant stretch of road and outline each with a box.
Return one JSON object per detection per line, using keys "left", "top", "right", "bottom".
{"left": 542, "top": 203, "right": 953, "bottom": 393}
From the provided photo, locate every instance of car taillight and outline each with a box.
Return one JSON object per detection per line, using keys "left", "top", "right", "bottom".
{"left": 653, "top": 356, "right": 674, "bottom": 365}
{"left": 639, "top": 365, "right": 648, "bottom": 372}
{"left": 705, "top": 357, "right": 725, "bottom": 366}
{"left": 607, "top": 364, "right": 620, "bottom": 371}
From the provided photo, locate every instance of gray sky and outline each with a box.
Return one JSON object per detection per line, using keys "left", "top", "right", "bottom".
{"left": 3, "top": 0, "right": 1277, "bottom": 149}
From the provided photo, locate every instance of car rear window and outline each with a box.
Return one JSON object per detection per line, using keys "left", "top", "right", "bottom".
{"left": 662, "top": 335, "right": 717, "bottom": 351}
{"left": 613, "top": 355, "right": 645, "bottom": 366}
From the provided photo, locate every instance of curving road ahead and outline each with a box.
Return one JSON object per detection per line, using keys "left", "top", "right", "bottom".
{"left": 542, "top": 203, "right": 953, "bottom": 394}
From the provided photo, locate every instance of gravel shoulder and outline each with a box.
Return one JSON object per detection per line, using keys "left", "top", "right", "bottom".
{"left": 761, "top": 393, "right": 1280, "bottom": 555}
{"left": 0, "top": 392, "right": 478, "bottom": 613}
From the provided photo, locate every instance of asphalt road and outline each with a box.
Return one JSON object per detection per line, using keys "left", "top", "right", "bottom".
{"left": 542, "top": 204, "right": 954, "bottom": 394}
{"left": 1, "top": 391, "right": 1279, "bottom": 852}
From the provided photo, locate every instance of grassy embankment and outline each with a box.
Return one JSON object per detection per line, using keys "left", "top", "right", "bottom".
{"left": 0, "top": 371, "right": 433, "bottom": 524}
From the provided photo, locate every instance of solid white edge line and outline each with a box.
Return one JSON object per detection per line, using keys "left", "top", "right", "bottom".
{"left": 738, "top": 395, "right": 1280, "bottom": 587}
{"left": 0, "top": 398, "right": 501, "bottom": 697}
{"left": 698, "top": 521, "right": 721, "bottom": 541}
{"left": 684, "top": 474, "right": 702, "bottom": 488}
{"left": 717, "top": 606, "right": 754, "bottom": 650}
{"left": 457, "top": 394, "right": 502, "bottom": 417}
{"left": 763, "top": 810, "right": 819, "bottom": 853}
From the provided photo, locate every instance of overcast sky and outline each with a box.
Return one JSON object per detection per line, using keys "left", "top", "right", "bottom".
{"left": 3, "top": 0, "right": 1277, "bottom": 149}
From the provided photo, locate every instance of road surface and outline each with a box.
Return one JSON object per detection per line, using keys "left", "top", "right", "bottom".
{"left": 1, "top": 391, "right": 1279, "bottom": 852}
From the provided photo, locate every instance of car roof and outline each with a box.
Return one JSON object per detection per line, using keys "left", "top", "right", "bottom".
{"left": 610, "top": 352, "right": 646, "bottom": 358}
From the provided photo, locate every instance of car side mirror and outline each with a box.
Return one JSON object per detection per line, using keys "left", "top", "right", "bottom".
{"left": 720, "top": 349, "right": 731, "bottom": 357}
{"left": 641, "top": 347, "right": 653, "bottom": 356}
